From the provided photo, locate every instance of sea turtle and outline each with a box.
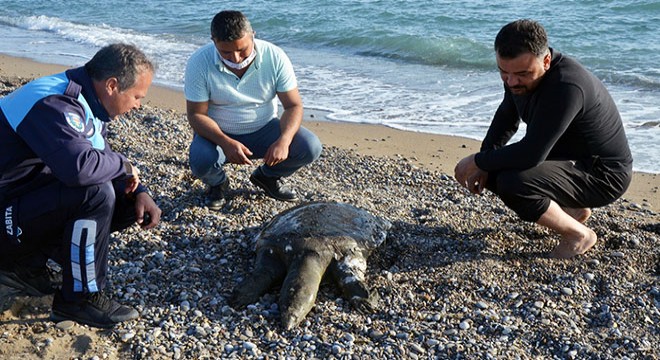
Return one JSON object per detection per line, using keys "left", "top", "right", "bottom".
{"left": 230, "top": 202, "right": 391, "bottom": 330}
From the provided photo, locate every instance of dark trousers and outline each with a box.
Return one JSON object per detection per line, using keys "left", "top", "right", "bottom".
{"left": 486, "top": 160, "right": 632, "bottom": 222}
{"left": 1, "top": 179, "right": 136, "bottom": 300}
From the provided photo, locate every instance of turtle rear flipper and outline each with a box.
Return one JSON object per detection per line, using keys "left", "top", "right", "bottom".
{"left": 329, "top": 256, "right": 379, "bottom": 313}
{"left": 230, "top": 247, "right": 286, "bottom": 308}
{"left": 280, "top": 249, "right": 333, "bottom": 330}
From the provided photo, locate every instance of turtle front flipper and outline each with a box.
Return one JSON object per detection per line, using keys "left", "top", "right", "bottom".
{"left": 279, "top": 248, "right": 333, "bottom": 330}
{"left": 329, "top": 254, "right": 379, "bottom": 313}
{"left": 230, "top": 246, "right": 286, "bottom": 308}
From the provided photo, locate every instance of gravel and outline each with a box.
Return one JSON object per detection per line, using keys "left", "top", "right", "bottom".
{"left": 1, "top": 75, "right": 658, "bottom": 359}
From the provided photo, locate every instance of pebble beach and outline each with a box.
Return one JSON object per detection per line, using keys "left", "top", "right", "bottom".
{"left": 0, "top": 61, "right": 659, "bottom": 359}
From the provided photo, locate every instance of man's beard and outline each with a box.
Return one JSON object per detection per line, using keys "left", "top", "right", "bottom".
{"left": 509, "top": 85, "right": 529, "bottom": 95}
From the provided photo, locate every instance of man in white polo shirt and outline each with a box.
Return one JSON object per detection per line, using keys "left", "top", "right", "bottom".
{"left": 185, "top": 10, "right": 322, "bottom": 209}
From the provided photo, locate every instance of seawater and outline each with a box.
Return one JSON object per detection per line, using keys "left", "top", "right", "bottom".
{"left": 1, "top": 0, "right": 658, "bottom": 172}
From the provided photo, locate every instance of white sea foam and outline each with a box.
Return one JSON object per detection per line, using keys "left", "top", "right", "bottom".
{"left": 0, "top": 15, "right": 194, "bottom": 89}
{"left": 0, "top": 6, "right": 657, "bottom": 173}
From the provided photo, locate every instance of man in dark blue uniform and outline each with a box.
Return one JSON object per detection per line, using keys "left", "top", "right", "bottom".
{"left": 455, "top": 20, "right": 632, "bottom": 259}
{"left": 0, "top": 44, "right": 162, "bottom": 328}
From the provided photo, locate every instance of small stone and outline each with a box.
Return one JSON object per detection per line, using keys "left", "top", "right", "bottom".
{"left": 476, "top": 301, "right": 489, "bottom": 309}
{"left": 426, "top": 338, "right": 440, "bottom": 346}
{"left": 561, "top": 287, "right": 574, "bottom": 296}
{"left": 264, "top": 330, "right": 277, "bottom": 341}
{"left": 243, "top": 341, "right": 257, "bottom": 351}
{"left": 459, "top": 321, "right": 470, "bottom": 330}
{"left": 586, "top": 259, "right": 600, "bottom": 266}
{"left": 410, "top": 343, "right": 425, "bottom": 354}
{"left": 195, "top": 326, "right": 207, "bottom": 338}
{"left": 369, "top": 330, "right": 385, "bottom": 339}
{"left": 121, "top": 332, "right": 135, "bottom": 342}
{"left": 611, "top": 251, "right": 625, "bottom": 258}
{"left": 629, "top": 236, "right": 641, "bottom": 247}
{"left": 55, "top": 321, "right": 75, "bottom": 330}
{"left": 584, "top": 273, "right": 595, "bottom": 281}
{"left": 534, "top": 301, "right": 545, "bottom": 309}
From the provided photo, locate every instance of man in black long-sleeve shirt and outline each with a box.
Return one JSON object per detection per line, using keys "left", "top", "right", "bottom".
{"left": 455, "top": 19, "right": 632, "bottom": 258}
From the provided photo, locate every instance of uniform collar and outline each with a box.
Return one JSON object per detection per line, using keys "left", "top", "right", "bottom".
{"left": 65, "top": 67, "right": 111, "bottom": 122}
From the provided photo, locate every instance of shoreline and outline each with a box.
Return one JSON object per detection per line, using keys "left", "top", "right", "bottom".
{"left": 1, "top": 53, "right": 659, "bottom": 360}
{"left": 1, "top": 53, "right": 657, "bottom": 209}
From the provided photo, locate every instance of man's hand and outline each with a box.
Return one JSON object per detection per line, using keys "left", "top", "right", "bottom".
{"left": 125, "top": 163, "right": 141, "bottom": 194}
{"left": 264, "top": 139, "right": 290, "bottom": 167}
{"left": 222, "top": 139, "right": 254, "bottom": 165}
{"left": 454, "top": 154, "right": 488, "bottom": 195}
{"left": 187, "top": 100, "right": 253, "bottom": 165}
{"left": 134, "top": 192, "right": 162, "bottom": 230}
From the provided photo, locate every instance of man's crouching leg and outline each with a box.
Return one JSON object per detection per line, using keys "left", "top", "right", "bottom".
{"left": 50, "top": 182, "right": 139, "bottom": 328}
{"left": 561, "top": 207, "right": 592, "bottom": 224}
{"left": 490, "top": 164, "right": 600, "bottom": 259}
{"left": 538, "top": 201, "right": 597, "bottom": 259}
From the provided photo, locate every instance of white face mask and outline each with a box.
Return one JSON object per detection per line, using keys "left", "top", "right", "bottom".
{"left": 221, "top": 47, "right": 256, "bottom": 70}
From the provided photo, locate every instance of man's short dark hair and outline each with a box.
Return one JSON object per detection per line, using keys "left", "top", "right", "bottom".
{"left": 85, "top": 43, "right": 154, "bottom": 91}
{"left": 211, "top": 10, "right": 253, "bottom": 41}
{"left": 494, "top": 19, "right": 549, "bottom": 59}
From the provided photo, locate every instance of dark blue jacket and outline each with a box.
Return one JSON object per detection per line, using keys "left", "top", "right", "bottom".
{"left": 0, "top": 67, "right": 145, "bottom": 198}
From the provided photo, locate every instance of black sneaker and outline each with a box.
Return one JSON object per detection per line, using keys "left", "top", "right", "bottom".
{"left": 206, "top": 179, "right": 230, "bottom": 211}
{"left": 249, "top": 168, "right": 298, "bottom": 202}
{"left": 1, "top": 284, "right": 22, "bottom": 312}
{"left": 0, "top": 265, "right": 55, "bottom": 296}
{"left": 50, "top": 290, "right": 139, "bottom": 329}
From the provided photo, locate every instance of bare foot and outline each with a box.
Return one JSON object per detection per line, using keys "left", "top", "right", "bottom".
{"left": 550, "top": 229, "right": 597, "bottom": 259}
{"left": 561, "top": 207, "right": 592, "bottom": 223}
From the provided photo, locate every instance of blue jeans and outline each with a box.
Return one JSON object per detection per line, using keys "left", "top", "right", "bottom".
{"left": 189, "top": 119, "right": 322, "bottom": 186}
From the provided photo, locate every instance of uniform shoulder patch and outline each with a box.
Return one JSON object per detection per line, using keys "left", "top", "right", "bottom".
{"left": 65, "top": 112, "right": 85, "bottom": 132}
